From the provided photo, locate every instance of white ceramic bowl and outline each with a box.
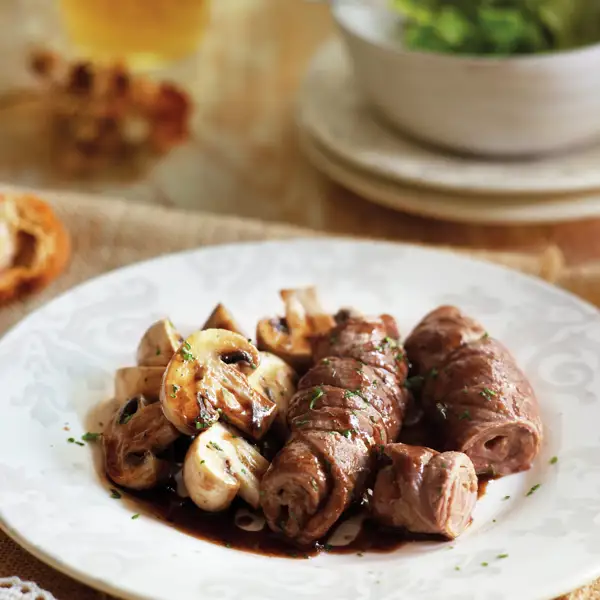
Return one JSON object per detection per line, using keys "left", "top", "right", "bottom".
{"left": 332, "top": 2, "right": 600, "bottom": 157}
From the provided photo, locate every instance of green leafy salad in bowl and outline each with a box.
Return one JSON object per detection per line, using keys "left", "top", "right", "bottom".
{"left": 391, "top": 0, "right": 600, "bottom": 55}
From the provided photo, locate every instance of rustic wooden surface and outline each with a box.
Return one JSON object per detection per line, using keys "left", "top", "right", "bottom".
{"left": 2, "top": 0, "right": 600, "bottom": 266}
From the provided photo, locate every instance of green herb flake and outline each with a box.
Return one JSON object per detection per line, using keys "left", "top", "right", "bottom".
{"left": 429, "top": 368, "right": 439, "bottom": 379}
{"left": 170, "top": 383, "right": 181, "bottom": 398}
{"left": 180, "top": 342, "right": 195, "bottom": 361}
{"left": 503, "top": 495, "right": 510, "bottom": 500}
{"left": 225, "top": 542, "right": 232, "bottom": 548}
{"left": 131, "top": 513, "right": 140, "bottom": 520}
{"left": 550, "top": 456, "right": 558, "bottom": 465}
{"left": 122, "top": 414, "right": 133, "bottom": 425}
{"left": 497, "top": 554, "right": 508, "bottom": 559}
{"left": 341, "top": 429, "right": 354, "bottom": 439}
{"left": 311, "top": 478, "right": 319, "bottom": 491}
{"left": 240, "top": 468, "right": 247, "bottom": 475}
{"left": 110, "top": 489, "right": 122, "bottom": 499}
{"left": 455, "top": 566, "right": 461, "bottom": 571}
{"left": 81, "top": 432, "right": 101, "bottom": 442}
{"left": 396, "top": 351, "right": 405, "bottom": 361}
{"left": 322, "top": 358, "right": 330, "bottom": 365}
{"left": 200, "top": 460, "right": 206, "bottom": 465}
{"left": 295, "top": 419, "right": 310, "bottom": 427}
{"left": 480, "top": 387, "right": 497, "bottom": 401}
{"left": 75, "top": 441, "right": 85, "bottom": 446}
{"left": 492, "top": 519, "right": 497, "bottom": 523}
{"left": 155, "top": 347, "right": 161, "bottom": 356}
{"left": 323, "top": 544, "right": 333, "bottom": 552}
{"left": 481, "top": 562, "right": 489, "bottom": 567}
{"left": 67, "top": 437, "right": 75, "bottom": 443}
{"left": 458, "top": 410, "right": 472, "bottom": 420}
{"left": 526, "top": 483, "right": 541, "bottom": 497}
{"left": 208, "top": 441, "right": 224, "bottom": 452}
{"left": 196, "top": 421, "right": 209, "bottom": 430}
{"left": 310, "top": 387, "right": 324, "bottom": 409}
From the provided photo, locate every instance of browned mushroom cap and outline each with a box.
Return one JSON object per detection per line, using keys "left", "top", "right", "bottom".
{"left": 160, "top": 329, "right": 277, "bottom": 439}
{"left": 115, "top": 366, "right": 164, "bottom": 403}
{"left": 201, "top": 303, "right": 245, "bottom": 336}
{"left": 256, "top": 287, "right": 335, "bottom": 371}
{"left": 136, "top": 319, "right": 184, "bottom": 367}
{"left": 103, "top": 395, "right": 180, "bottom": 490}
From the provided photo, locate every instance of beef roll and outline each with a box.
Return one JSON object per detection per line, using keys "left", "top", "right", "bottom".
{"left": 372, "top": 443, "right": 477, "bottom": 539}
{"left": 405, "top": 306, "right": 543, "bottom": 476}
{"left": 260, "top": 315, "right": 409, "bottom": 545}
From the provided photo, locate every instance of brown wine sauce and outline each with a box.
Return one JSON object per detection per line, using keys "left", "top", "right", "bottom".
{"left": 97, "top": 420, "right": 490, "bottom": 559}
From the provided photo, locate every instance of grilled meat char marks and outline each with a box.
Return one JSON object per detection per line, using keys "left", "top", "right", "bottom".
{"left": 260, "top": 315, "right": 409, "bottom": 545}
{"left": 405, "top": 306, "right": 543, "bottom": 476}
{"left": 373, "top": 443, "right": 477, "bottom": 540}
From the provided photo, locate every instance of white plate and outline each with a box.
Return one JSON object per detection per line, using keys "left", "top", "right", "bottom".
{"left": 299, "top": 39, "right": 600, "bottom": 196}
{"left": 300, "top": 131, "right": 600, "bottom": 224}
{"left": 1, "top": 239, "right": 600, "bottom": 600}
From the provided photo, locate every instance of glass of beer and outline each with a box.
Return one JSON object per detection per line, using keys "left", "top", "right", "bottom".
{"left": 58, "top": 0, "right": 210, "bottom": 70}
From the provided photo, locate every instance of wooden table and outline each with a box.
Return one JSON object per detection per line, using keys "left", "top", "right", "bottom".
{"left": 4, "top": 0, "right": 600, "bottom": 266}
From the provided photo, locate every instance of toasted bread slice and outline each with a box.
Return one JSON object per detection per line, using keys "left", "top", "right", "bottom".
{"left": 0, "top": 194, "right": 70, "bottom": 303}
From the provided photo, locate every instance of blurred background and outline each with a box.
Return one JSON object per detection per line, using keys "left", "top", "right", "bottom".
{"left": 0, "top": 0, "right": 599, "bottom": 262}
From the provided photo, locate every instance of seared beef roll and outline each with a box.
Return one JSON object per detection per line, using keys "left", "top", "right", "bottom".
{"left": 260, "top": 315, "right": 409, "bottom": 545}
{"left": 372, "top": 443, "right": 477, "bottom": 539}
{"left": 405, "top": 306, "right": 543, "bottom": 476}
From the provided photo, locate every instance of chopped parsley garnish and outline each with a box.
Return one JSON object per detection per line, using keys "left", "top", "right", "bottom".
{"left": 429, "top": 368, "right": 439, "bottom": 379}
{"left": 75, "top": 441, "right": 85, "bottom": 446}
{"left": 455, "top": 566, "right": 460, "bottom": 571}
{"left": 208, "top": 441, "right": 224, "bottom": 452}
{"left": 196, "top": 421, "right": 209, "bottom": 430}
{"left": 200, "top": 460, "right": 206, "bottom": 465}
{"left": 310, "top": 387, "right": 324, "bottom": 409}
{"left": 67, "top": 437, "right": 75, "bottom": 443}
{"left": 225, "top": 542, "right": 232, "bottom": 548}
{"left": 503, "top": 495, "right": 510, "bottom": 500}
{"left": 81, "top": 432, "right": 100, "bottom": 442}
{"left": 110, "top": 489, "right": 122, "bottom": 499}
{"left": 311, "top": 478, "right": 319, "bottom": 491}
{"left": 526, "top": 484, "right": 541, "bottom": 496}
{"left": 340, "top": 429, "right": 354, "bottom": 438}
{"left": 369, "top": 415, "right": 377, "bottom": 423}
{"left": 482, "top": 332, "right": 490, "bottom": 339}
{"left": 440, "top": 461, "right": 448, "bottom": 469}
{"left": 396, "top": 351, "right": 405, "bottom": 361}
{"left": 155, "top": 347, "right": 161, "bottom": 356}
{"left": 322, "top": 358, "right": 330, "bottom": 365}
{"left": 170, "top": 384, "right": 181, "bottom": 398}
{"left": 122, "top": 414, "right": 134, "bottom": 425}
{"left": 550, "top": 456, "right": 558, "bottom": 465}
{"left": 458, "top": 410, "right": 472, "bottom": 420}
{"left": 180, "top": 341, "right": 195, "bottom": 361}
{"left": 480, "top": 387, "right": 497, "bottom": 401}
{"left": 323, "top": 544, "right": 333, "bottom": 551}
{"left": 295, "top": 419, "right": 310, "bottom": 427}
{"left": 481, "top": 562, "right": 489, "bottom": 567}
{"left": 436, "top": 403, "right": 448, "bottom": 420}
{"left": 131, "top": 513, "right": 140, "bottom": 520}
{"left": 497, "top": 554, "right": 508, "bottom": 559}
{"left": 240, "top": 468, "right": 247, "bottom": 475}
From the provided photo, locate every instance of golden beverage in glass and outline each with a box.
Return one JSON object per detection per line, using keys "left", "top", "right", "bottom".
{"left": 59, "top": 0, "right": 210, "bottom": 69}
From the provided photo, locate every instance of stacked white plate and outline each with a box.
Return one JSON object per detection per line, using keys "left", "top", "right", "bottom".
{"left": 297, "top": 40, "right": 600, "bottom": 224}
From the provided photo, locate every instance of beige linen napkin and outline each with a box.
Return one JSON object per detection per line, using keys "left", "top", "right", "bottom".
{"left": 0, "top": 188, "right": 598, "bottom": 600}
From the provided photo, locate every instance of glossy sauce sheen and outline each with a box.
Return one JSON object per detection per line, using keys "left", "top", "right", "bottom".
{"left": 111, "top": 427, "right": 489, "bottom": 558}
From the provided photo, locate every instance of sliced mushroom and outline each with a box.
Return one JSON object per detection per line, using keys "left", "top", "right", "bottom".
{"left": 201, "top": 303, "right": 245, "bottom": 336}
{"left": 160, "top": 329, "right": 277, "bottom": 438}
{"left": 256, "top": 287, "right": 335, "bottom": 371}
{"left": 183, "top": 421, "right": 269, "bottom": 511}
{"left": 136, "top": 318, "right": 184, "bottom": 367}
{"left": 103, "top": 394, "right": 180, "bottom": 490}
{"left": 115, "top": 366, "right": 164, "bottom": 402}
{"left": 248, "top": 351, "right": 298, "bottom": 438}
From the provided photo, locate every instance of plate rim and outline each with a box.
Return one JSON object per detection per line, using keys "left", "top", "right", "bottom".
{"left": 299, "top": 39, "right": 600, "bottom": 197}
{"left": 1, "top": 237, "right": 599, "bottom": 600}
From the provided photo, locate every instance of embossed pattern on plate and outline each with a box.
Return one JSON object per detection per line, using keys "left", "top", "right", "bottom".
{"left": 0, "top": 239, "right": 599, "bottom": 600}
